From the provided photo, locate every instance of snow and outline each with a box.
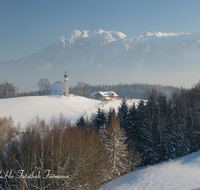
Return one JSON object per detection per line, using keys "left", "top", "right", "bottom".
{"left": 102, "top": 151, "right": 200, "bottom": 190}
{"left": 82, "top": 30, "right": 89, "bottom": 38}
{"left": 51, "top": 83, "right": 63, "bottom": 90}
{"left": 67, "top": 29, "right": 127, "bottom": 45}
{"left": 0, "top": 96, "right": 100, "bottom": 129}
{"left": 98, "top": 99, "right": 141, "bottom": 111}
{"left": 0, "top": 95, "right": 138, "bottom": 130}
{"left": 91, "top": 91, "right": 118, "bottom": 97}
{"left": 146, "top": 32, "right": 185, "bottom": 38}
{"left": 71, "top": 30, "right": 82, "bottom": 38}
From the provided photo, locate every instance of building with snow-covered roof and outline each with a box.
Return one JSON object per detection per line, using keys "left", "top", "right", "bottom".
{"left": 50, "top": 68, "right": 70, "bottom": 96}
{"left": 91, "top": 91, "right": 119, "bottom": 100}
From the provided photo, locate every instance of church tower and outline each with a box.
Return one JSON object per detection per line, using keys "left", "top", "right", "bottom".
{"left": 64, "top": 67, "right": 69, "bottom": 95}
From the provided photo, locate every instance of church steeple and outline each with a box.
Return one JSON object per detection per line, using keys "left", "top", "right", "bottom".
{"left": 64, "top": 67, "right": 68, "bottom": 78}
{"left": 63, "top": 67, "right": 69, "bottom": 95}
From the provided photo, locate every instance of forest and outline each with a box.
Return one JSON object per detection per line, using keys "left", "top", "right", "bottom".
{"left": 0, "top": 81, "right": 200, "bottom": 189}
{"left": 70, "top": 82, "right": 180, "bottom": 99}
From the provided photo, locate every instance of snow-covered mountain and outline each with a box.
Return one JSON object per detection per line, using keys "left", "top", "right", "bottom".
{"left": 1, "top": 29, "right": 200, "bottom": 91}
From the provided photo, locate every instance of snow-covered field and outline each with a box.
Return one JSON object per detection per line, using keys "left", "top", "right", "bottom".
{"left": 0, "top": 95, "right": 138, "bottom": 129}
{"left": 102, "top": 151, "right": 200, "bottom": 190}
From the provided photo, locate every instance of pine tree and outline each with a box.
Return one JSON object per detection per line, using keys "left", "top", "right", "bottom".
{"left": 135, "top": 96, "right": 161, "bottom": 165}
{"left": 157, "top": 93, "right": 168, "bottom": 161}
{"left": 136, "top": 100, "right": 153, "bottom": 165}
{"left": 76, "top": 115, "right": 85, "bottom": 127}
{"left": 126, "top": 103, "right": 137, "bottom": 141}
{"left": 118, "top": 97, "right": 128, "bottom": 132}
{"left": 161, "top": 99, "right": 177, "bottom": 160}
{"left": 107, "top": 108, "right": 116, "bottom": 124}
{"left": 99, "top": 124, "right": 107, "bottom": 144}
{"left": 172, "top": 90, "right": 190, "bottom": 157}
{"left": 93, "top": 108, "right": 106, "bottom": 129}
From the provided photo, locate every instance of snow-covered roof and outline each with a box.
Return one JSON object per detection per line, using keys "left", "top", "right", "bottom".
{"left": 51, "top": 83, "right": 63, "bottom": 90}
{"left": 91, "top": 91, "right": 118, "bottom": 97}
{"left": 105, "top": 97, "right": 111, "bottom": 100}
{"left": 106, "top": 91, "right": 118, "bottom": 96}
{"left": 91, "top": 91, "right": 99, "bottom": 96}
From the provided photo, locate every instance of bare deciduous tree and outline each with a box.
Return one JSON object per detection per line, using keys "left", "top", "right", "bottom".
{"left": 0, "top": 116, "right": 18, "bottom": 151}
{"left": 37, "top": 78, "right": 51, "bottom": 94}
{"left": 0, "top": 82, "right": 18, "bottom": 99}
{"left": 71, "top": 82, "right": 91, "bottom": 97}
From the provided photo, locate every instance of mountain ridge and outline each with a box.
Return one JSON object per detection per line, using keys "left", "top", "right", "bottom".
{"left": 1, "top": 29, "right": 200, "bottom": 92}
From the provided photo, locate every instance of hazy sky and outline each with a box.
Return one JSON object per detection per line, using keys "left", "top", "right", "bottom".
{"left": 0, "top": 0, "right": 200, "bottom": 62}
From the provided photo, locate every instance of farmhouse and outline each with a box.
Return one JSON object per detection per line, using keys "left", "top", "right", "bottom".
{"left": 91, "top": 91, "right": 119, "bottom": 100}
{"left": 51, "top": 67, "right": 69, "bottom": 96}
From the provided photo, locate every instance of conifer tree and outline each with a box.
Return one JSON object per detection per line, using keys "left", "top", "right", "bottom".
{"left": 118, "top": 97, "right": 128, "bottom": 132}
{"left": 94, "top": 107, "right": 106, "bottom": 129}
{"left": 76, "top": 115, "right": 85, "bottom": 127}
{"left": 107, "top": 108, "right": 116, "bottom": 124}
{"left": 126, "top": 103, "right": 137, "bottom": 141}
{"left": 161, "top": 99, "right": 177, "bottom": 160}
{"left": 135, "top": 95, "right": 161, "bottom": 165}
{"left": 157, "top": 93, "right": 168, "bottom": 161}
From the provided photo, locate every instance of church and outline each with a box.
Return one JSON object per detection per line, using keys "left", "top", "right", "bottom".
{"left": 50, "top": 67, "right": 69, "bottom": 96}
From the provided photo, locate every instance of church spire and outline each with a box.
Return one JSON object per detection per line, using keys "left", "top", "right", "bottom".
{"left": 64, "top": 67, "right": 69, "bottom": 95}
{"left": 64, "top": 67, "right": 68, "bottom": 78}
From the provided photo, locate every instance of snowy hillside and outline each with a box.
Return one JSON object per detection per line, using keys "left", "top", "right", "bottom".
{"left": 0, "top": 95, "right": 137, "bottom": 129}
{"left": 1, "top": 29, "right": 200, "bottom": 91}
{"left": 102, "top": 151, "right": 200, "bottom": 190}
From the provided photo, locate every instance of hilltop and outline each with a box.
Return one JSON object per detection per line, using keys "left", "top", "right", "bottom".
{"left": 0, "top": 95, "right": 138, "bottom": 129}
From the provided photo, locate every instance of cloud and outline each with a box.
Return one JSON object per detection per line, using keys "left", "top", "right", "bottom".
{"left": 38, "top": 62, "right": 52, "bottom": 71}
{"left": 44, "top": 62, "right": 51, "bottom": 70}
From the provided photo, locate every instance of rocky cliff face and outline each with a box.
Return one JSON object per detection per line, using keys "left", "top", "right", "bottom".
{"left": 1, "top": 29, "right": 200, "bottom": 91}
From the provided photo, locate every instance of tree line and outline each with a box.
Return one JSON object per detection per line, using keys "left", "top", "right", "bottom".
{"left": 70, "top": 82, "right": 179, "bottom": 99}
{"left": 0, "top": 79, "right": 51, "bottom": 99}
{"left": 0, "top": 80, "right": 178, "bottom": 99}
{"left": 0, "top": 82, "right": 18, "bottom": 99}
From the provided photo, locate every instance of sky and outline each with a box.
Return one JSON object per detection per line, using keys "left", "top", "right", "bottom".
{"left": 0, "top": 0, "right": 200, "bottom": 62}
